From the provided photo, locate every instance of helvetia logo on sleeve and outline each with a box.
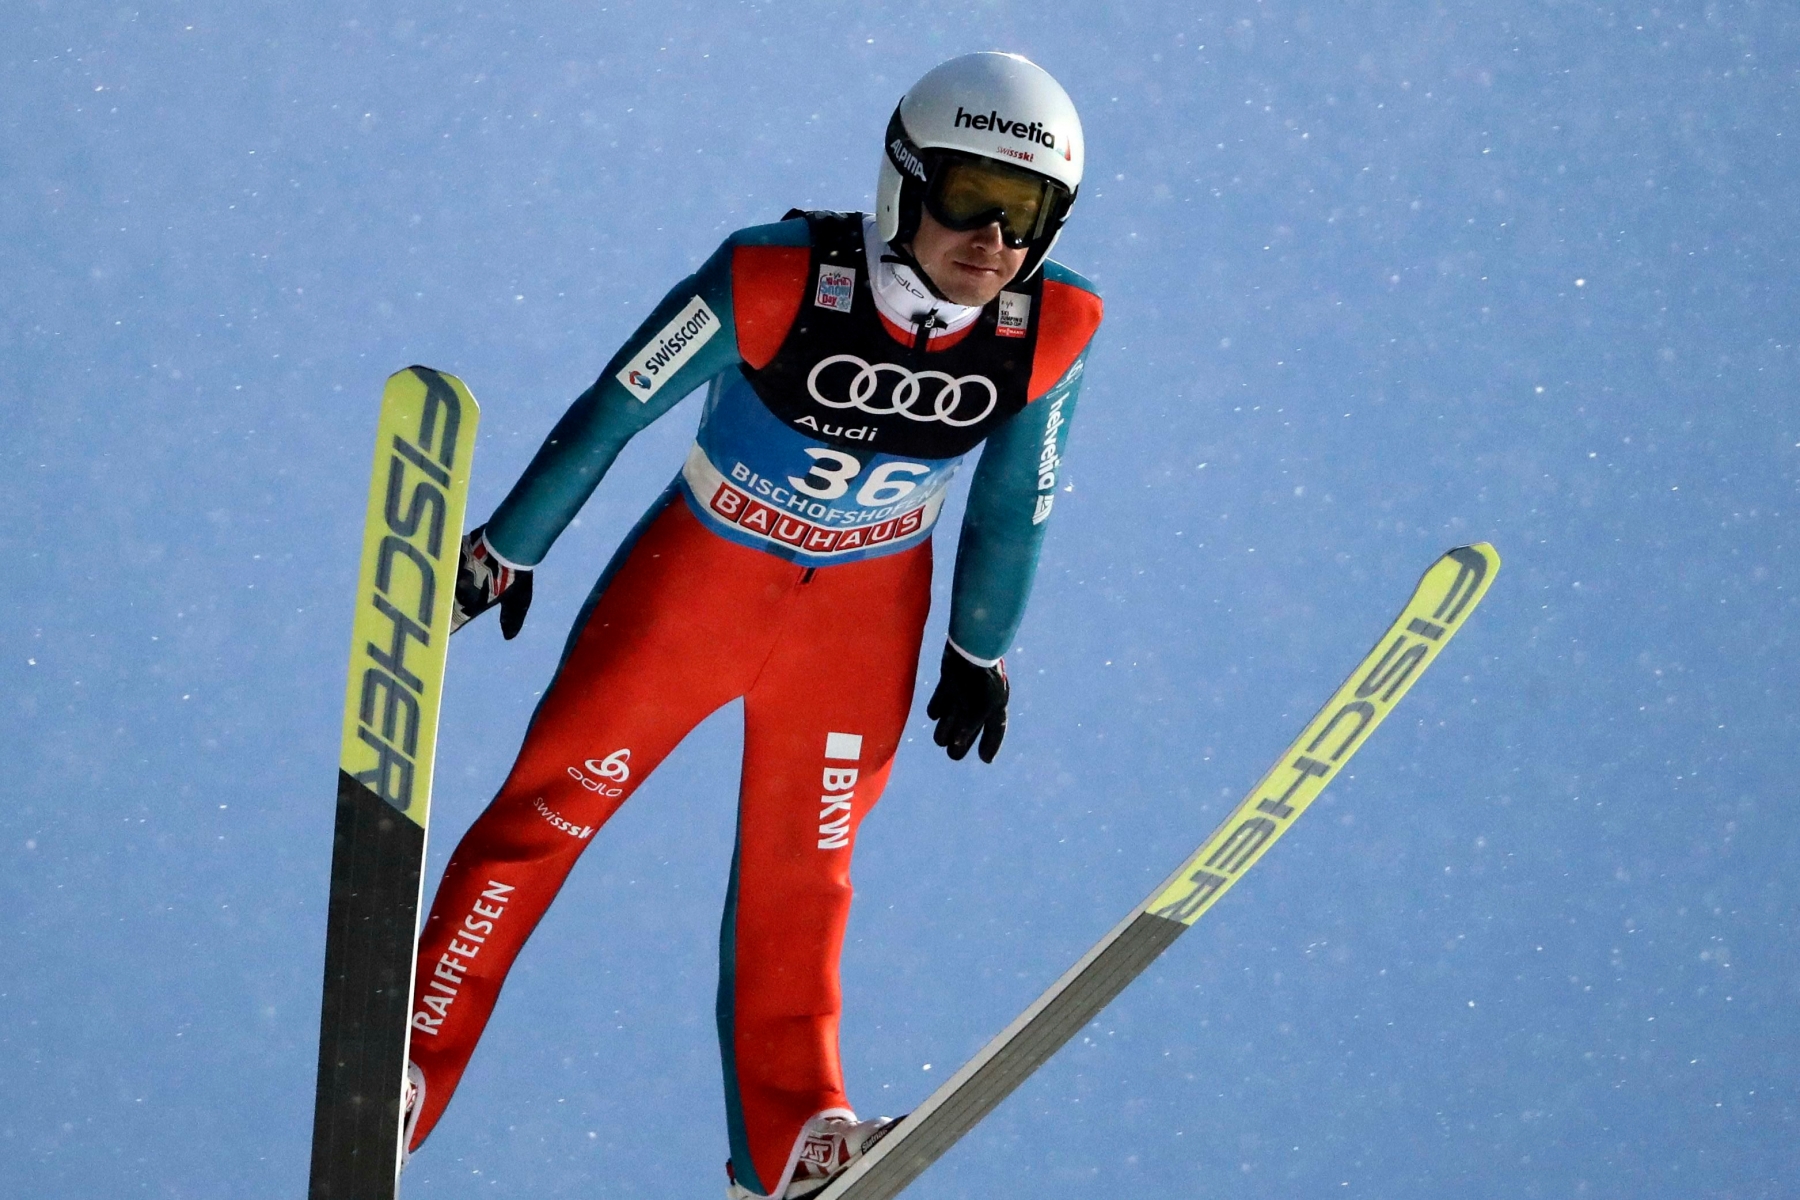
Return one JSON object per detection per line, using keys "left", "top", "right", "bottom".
{"left": 615, "top": 295, "right": 720, "bottom": 401}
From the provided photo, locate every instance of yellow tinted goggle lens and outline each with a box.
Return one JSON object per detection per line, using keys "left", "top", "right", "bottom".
{"left": 931, "top": 159, "right": 1049, "bottom": 244}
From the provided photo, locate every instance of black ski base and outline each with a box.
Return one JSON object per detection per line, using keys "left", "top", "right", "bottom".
{"left": 308, "top": 771, "right": 426, "bottom": 1200}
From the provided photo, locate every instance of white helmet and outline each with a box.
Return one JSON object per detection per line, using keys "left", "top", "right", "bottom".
{"left": 876, "top": 52, "right": 1085, "bottom": 278}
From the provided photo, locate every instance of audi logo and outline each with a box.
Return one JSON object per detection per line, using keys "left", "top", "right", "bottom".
{"left": 805, "top": 355, "right": 998, "bottom": 428}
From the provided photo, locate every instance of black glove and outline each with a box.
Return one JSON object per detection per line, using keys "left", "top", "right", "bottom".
{"left": 926, "top": 644, "right": 1009, "bottom": 763}
{"left": 451, "top": 525, "right": 533, "bottom": 639}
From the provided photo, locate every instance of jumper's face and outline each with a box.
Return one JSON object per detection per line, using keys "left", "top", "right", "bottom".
{"left": 907, "top": 210, "right": 1029, "bottom": 308}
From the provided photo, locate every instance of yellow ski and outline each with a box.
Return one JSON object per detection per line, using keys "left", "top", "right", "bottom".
{"left": 822, "top": 543, "right": 1500, "bottom": 1200}
{"left": 310, "top": 366, "right": 479, "bottom": 1200}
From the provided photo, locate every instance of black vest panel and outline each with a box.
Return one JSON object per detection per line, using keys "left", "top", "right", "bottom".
{"left": 741, "top": 210, "right": 1043, "bottom": 460}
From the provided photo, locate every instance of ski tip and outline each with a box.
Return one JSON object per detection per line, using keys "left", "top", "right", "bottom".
{"left": 1447, "top": 541, "right": 1501, "bottom": 578}
{"left": 1415, "top": 543, "right": 1500, "bottom": 634}
{"left": 397, "top": 363, "right": 463, "bottom": 388}
{"left": 386, "top": 366, "right": 480, "bottom": 416}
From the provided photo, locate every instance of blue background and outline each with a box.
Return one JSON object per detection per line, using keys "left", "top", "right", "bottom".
{"left": 4, "top": 2, "right": 1795, "bottom": 1196}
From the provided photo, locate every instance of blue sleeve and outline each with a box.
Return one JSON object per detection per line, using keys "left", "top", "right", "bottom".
{"left": 946, "top": 349, "right": 1088, "bottom": 663}
{"left": 483, "top": 219, "right": 806, "bottom": 566}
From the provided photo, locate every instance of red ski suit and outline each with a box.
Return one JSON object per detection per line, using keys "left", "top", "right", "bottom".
{"left": 405, "top": 214, "right": 1100, "bottom": 1196}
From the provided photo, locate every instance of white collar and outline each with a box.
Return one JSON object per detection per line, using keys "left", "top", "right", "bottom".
{"left": 861, "top": 215, "right": 983, "bottom": 342}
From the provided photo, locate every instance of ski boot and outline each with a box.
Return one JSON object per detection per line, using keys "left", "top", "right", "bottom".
{"left": 724, "top": 1113, "right": 901, "bottom": 1198}
{"left": 400, "top": 1061, "right": 426, "bottom": 1169}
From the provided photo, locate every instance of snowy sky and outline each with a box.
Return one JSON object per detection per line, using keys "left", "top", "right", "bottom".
{"left": 5, "top": 2, "right": 1797, "bottom": 1197}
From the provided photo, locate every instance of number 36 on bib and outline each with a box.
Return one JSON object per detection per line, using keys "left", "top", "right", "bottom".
{"left": 788, "top": 449, "right": 932, "bottom": 507}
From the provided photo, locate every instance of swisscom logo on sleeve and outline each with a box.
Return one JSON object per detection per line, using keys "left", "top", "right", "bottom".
{"left": 616, "top": 295, "right": 721, "bottom": 401}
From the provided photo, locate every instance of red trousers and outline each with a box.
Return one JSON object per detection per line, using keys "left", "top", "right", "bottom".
{"left": 406, "top": 493, "right": 931, "bottom": 1196}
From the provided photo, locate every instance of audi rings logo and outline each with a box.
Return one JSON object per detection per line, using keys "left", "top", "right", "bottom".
{"left": 805, "top": 355, "right": 998, "bottom": 428}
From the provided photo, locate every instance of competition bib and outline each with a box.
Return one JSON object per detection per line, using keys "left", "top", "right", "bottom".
{"left": 679, "top": 374, "right": 960, "bottom": 564}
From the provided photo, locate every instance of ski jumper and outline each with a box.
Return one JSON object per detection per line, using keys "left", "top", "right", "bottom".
{"left": 406, "top": 212, "right": 1102, "bottom": 1196}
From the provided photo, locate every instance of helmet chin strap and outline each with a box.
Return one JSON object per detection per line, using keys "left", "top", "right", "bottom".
{"left": 864, "top": 216, "right": 982, "bottom": 349}
{"left": 881, "top": 243, "right": 951, "bottom": 303}
{"left": 883, "top": 247, "right": 950, "bottom": 353}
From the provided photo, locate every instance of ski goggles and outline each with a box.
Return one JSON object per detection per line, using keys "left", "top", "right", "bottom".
{"left": 922, "top": 153, "right": 1070, "bottom": 248}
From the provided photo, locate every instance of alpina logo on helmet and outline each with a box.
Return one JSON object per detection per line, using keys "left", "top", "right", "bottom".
{"left": 888, "top": 137, "right": 929, "bottom": 183}
{"left": 953, "top": 106, "right": 1062, "bottom": 151}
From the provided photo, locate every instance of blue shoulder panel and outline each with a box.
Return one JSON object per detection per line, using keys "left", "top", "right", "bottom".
{"left": 732, "top": 216, "right": 811, "bottom": 248}
{"left": 1040, "top": 258, "right": 1101, "bottom": 296}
